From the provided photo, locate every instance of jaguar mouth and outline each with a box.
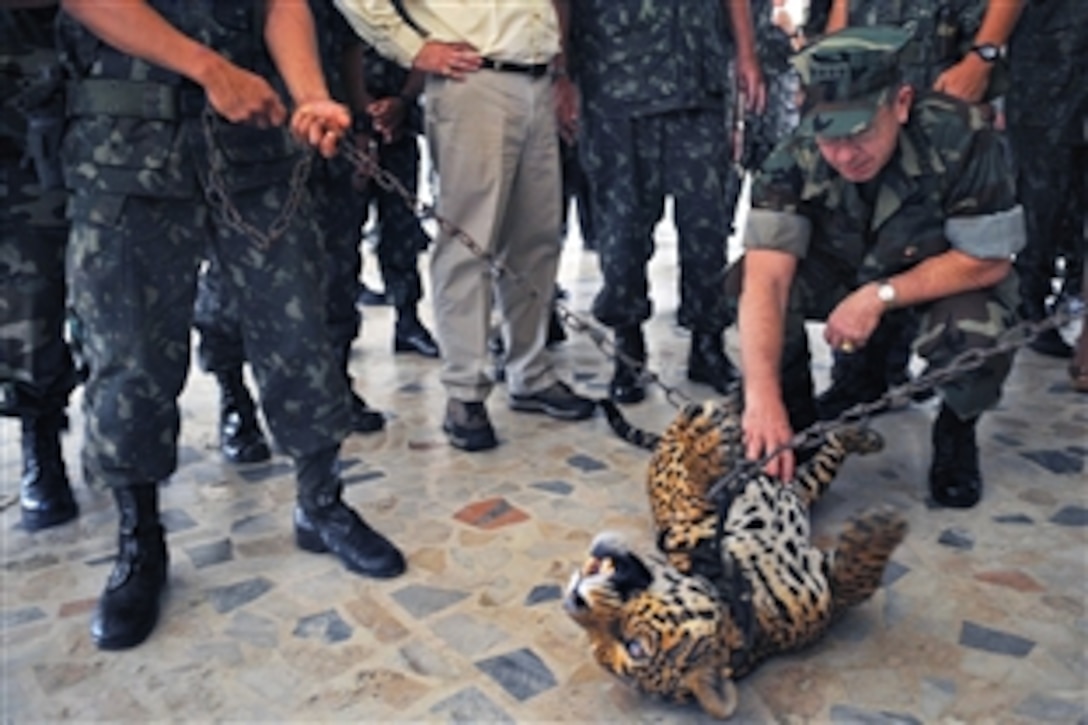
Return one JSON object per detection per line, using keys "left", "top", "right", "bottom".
{"left": 563, "top": 569, "right": 590, "bottom": 614}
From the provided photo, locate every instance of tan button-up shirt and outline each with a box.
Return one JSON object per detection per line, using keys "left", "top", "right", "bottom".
{"left": 334, "top": 0, "right": 560, "bottom": 68}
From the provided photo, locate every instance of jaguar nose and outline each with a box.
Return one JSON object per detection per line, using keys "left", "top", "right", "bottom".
{"left": 563, "top": 588, "right": 588, "bottom": 614}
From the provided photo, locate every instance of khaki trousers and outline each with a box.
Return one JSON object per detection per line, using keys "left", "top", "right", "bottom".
{"left": 424, "top": 70, "right": 562, "bottom": 401}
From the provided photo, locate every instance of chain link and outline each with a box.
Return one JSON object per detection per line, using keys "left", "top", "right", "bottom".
{"left": 202, "top": 108, "right": 314, "bottom": 251}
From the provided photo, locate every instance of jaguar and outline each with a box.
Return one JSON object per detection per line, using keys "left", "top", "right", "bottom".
{"left": 565, "top": 396, "right": 908, "bottom": 719}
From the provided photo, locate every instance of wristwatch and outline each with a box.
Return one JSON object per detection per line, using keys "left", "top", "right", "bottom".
{"left": 970, "top": 43, "right": 1000, "bottom": 63}
{"left": 876, "top": 280, "right": 897, "bottom": 309}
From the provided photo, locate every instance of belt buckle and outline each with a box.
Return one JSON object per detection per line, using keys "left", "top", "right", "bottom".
{"left": 142, "top": 85, "right": 176, "bottom": 120}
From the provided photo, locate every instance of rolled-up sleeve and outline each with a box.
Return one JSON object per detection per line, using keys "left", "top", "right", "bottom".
{"left": 335, "top": 0, "right": 425, "bottom": 67}
{"left": 945, "top": 205, "right": 1026, "bottom": 259}
{"left": 744, "top": 208, "right": 812, "bottom": 258}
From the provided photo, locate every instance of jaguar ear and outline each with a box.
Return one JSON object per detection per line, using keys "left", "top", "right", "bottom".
{"left": 685, "top": 666, "right": 738, "bottom": 720}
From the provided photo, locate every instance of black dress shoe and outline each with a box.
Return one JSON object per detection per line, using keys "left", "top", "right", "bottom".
{"left": 443, "top": 399, "right": 498, "bottom": 452}
{"left": 609, "top": 326, "right": 647, "bottom": 404}
{"left": 509, "top": 380, "right": 596, "bottom": 420}
{"left": 350, "top": 392, "right": 386, "bottom": 433}
{"left": 357, "top": 283, "right": 388, "bottom": 307}
{"left": 609, "top": 364, "right": 646, "bottom": 404}
{"left": 1029, "top": 328, "right": 1074, "bottom": 359}
{"left": 394, "top": 321, "right": 440, "bottom": 358}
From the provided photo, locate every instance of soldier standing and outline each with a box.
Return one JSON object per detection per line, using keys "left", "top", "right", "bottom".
{"left": 1, "top": 0, "right": 79, "bottom": 531}
{"left": 737, "top": 27, "right": 1024, "bottom": 509}
{"left": 58, "top": 0, "right": 406, "bottom": 651}
{"left": 559, "top": 0, "right": 765, "bottom": 404}
{"left": 1006, "top": 0, "right": 1087, "bottom": 359}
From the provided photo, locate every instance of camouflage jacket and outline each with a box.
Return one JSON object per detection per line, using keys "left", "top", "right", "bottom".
{"left": 745, "top": 93, "right": 1024, "bottom": 286}
{"left": 57, "top": 0, "right": 301, "bottom": 202}
{"left": 569, "top": 0, "right": 733, "bottom": 117}
{"left": 845, "top": 0, "right": 988, "bottom": 91}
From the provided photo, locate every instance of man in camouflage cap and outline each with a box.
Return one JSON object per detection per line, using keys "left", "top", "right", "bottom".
{"left": 735, "top": 26, "right": 1024, "bottom": 508}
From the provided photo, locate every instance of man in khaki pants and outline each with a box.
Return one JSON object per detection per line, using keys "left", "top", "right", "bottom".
{"left": 336, "top": 1, "right": 595, "bottom": 451}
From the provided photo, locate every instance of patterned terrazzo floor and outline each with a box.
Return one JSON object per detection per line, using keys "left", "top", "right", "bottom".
{"left": 2, "top": 216, "right": 1087, "bottom": 723}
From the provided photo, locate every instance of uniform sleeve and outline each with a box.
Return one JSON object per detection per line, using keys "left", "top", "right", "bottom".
{"left": 940, "top": 112, "right": 1025, "bottom": 259}
{"left": 744, "top": 138, "right": 814, "bottom": 258}
{"left": 334, "top": 0, "right": 425, "bottom": 68}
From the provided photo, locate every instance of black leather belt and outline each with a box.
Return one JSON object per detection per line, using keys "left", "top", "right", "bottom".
{"left": 479, "top": 58, "right": 550, "bottom": 78}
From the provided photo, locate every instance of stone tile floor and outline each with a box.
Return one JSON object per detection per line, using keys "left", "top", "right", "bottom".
{"left": 2, "top": 226, "right": 1087, "bottom": 723}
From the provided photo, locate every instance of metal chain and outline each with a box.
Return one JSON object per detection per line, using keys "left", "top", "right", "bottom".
{"left": 201, "top": 108, "right": 314, "bottom": 251}
{"left": 706, "top": 304, "right": 1082, "bottom": 502}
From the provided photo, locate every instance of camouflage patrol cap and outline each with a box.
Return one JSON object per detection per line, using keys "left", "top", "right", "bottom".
{"left": 793, "top": 26, "right": 912, "bottom": 138}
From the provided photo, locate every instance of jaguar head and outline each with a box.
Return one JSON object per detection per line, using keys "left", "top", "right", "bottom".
{"left": 564, "top": 532, "right": 740, "bottom": 719}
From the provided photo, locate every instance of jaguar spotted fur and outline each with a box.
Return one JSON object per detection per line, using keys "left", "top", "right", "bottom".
{"left": 565, "top": 396, "right": 908, "bottom": 718}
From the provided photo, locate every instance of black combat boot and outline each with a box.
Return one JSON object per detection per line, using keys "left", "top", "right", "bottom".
{"left": 815, "top": 347, "right": 888, "bottom": 420}
{"left": 339, "top": 344, "right": 386, "bottom": 433}
{"left": 1021, "top": 280, "right": 1073, "bottom": 358}
{"left": 293, "top": 446, "right": 406, "bottom": 577}
{"left": 1029, "top": 327, "right": 1074, "bottom": 358}
{"left": 609, "top": 326, "right": 646, "bottom": 404}
{"left": 928, "top": 405, "right": 982, "bottom": 508}
{"left": 91, "top": 485, "right": 169, "bottom": 650}
{"left": 687, "top": 331, "right": 739, "bottom": 395}
{"left": 393, "top": 306, "right": 440, "bottom": 358}
{"left": 19, "top": 411, "right": 78, "bottom": 531}
{"left": 215, "top": 368, "right": 271, "bottom": 463}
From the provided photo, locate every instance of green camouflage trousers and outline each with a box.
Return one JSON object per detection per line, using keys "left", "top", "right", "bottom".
{"left": 68, "top": 185, "right": 351, "bottom": 488}
{"left": 580, "top": 107, "right": 738, "bottom": 333}
{"left": 0, "top": 154, "right": 76, "bottom": 418}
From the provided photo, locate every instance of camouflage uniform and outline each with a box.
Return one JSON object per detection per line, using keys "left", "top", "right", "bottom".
{"left": 745, "top": 64, "right": 1023, "bottom": 425}
{"left": 1006, "top": 0, "right": 1087, "bottom": 332}
{"left": 0, "top": 8, "right": 75, "bottom": 423}
{"left": 58, "top": 1, "right": 352, "bottom": 488}
{"left": 570, "top": 0, "right": 739, "bottom": 334}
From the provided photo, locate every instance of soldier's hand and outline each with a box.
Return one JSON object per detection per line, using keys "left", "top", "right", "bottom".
{"left": 735, "top": 53, "right": 767, "bottom": 114}
{"left": 824, "top": 283, "right": 884, "bottom": 355}
{"left": 742, "top": 395, "right": 796, "bottom": 482}
{"left": 291, "top": 99, "right": 351, "bottom": 158}
{"left": 203, "top": 59, "right": 286, "bottom": 128}
{"left": 933, "top": 56, "right": 991, "bottom": 105}
{"left": 554, "top": 75, "right": 579, "bottom": 144}
{"left": 413, "top": 41, "right": 482, "bottom": 80}
{"left": 366, "top": 97, "right": 406, "bottom": 144}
